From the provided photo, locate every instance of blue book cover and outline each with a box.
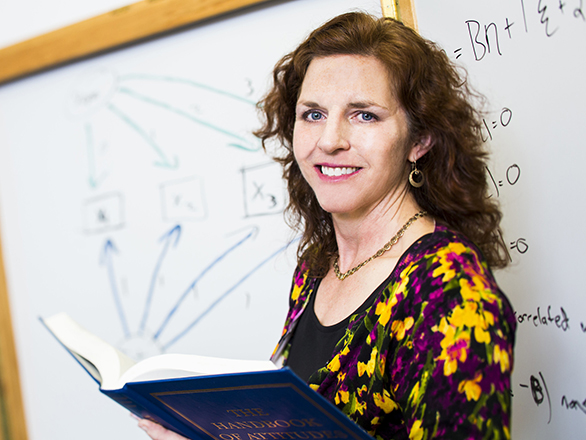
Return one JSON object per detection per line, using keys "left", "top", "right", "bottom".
{"left": 41, "top": 313, "right": 373, "bottom": 440}
{"left": 103, "top": 368, "right": 373, "bottom": 440}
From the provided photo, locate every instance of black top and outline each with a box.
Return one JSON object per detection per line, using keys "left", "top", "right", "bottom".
{"left": 286, "top": 275, "right": 388, "bottom": 382}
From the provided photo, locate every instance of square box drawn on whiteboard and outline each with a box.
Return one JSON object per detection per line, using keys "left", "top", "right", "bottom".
{"left": 241, "top": 162, "right": 286, "bottom": 217}
{"left": 82, "top": 192, "right": 125, "bottom": 234}
{"left": 160, "top": 176, "right": 207, "bottom": 222}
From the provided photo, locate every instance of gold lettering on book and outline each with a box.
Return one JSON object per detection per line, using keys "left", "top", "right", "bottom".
{"left": 226, "top": 408, "right": 270, "bottom": 417}
{"left": 211, "top": 419, "right": 324, "bottom": 430}
{"left": 246, "top": 431, "right": 348, "bottom": 439}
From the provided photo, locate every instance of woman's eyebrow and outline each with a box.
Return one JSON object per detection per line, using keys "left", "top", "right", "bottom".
{"left": 296, "top": 100, "right": 320, "bottom": 108}
{"left": 348, "top": 100, "right": 388, "bottom": 110}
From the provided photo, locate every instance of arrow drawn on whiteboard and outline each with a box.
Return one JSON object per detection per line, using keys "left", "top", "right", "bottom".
{"left": 116, "top": 86, "right": 261, "bottom": 152}
{"left": 118, "top": 74, "right": 257, "bottom": 105}
{"left": 101, "top": 239, "right": 130, "bottom": 338}
{"left": 139, "top": 224, "right": 182, "bottom": 334}
{"left": 153, "top": 226, "right": 259, "bottom": 341}
{"left": 85, "top": 123, "right": 109, "bottom": 188}
{"left": 162, "top": 237, "right": 299, "bottom": 350}
{"left": 107, "top": 103, "right": 179, "bottom": 169}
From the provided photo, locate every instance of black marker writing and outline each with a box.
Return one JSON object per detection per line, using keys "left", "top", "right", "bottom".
{"left": 538, "top": 0, "right": 560, "bottom": 36}
{"left": 466, "top": 20, "right": 503, "bottom": 61}
{"left": 561, "top": 396, "right": 586, "bottom": 415}
{"left": 515, "top": 305, "right": 570, "bottom": 331}
{"left": 519, "top": 372, "right": 552, "bottom": 423}
{"left": 576, "top": 0, "right": 586, "bottom": 20}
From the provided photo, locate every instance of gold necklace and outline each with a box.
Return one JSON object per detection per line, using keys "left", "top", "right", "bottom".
{"left": 333, "top": 210, "right": 427, "bottom": 281}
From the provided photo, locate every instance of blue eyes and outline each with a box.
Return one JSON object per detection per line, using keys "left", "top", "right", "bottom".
{"left": 302, "top": 110, "right": 377, "bottom": 122}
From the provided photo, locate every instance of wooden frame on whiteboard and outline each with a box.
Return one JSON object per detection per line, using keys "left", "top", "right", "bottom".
{"left": 380, "top": 0, "right": 418, "bottom": 30}
{"left": 0, "top": 0, "right": 273, "bottom": 85}
{"left": 0, "top": 227, "right": 28, "bottom": 440}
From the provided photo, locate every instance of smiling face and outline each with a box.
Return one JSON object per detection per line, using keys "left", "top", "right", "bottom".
{"left": 293, "top": 55, "right": 415, "bottom": 220}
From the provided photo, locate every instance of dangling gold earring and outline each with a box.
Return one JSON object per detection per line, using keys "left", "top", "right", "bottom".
{"left": 409, "top": 161, "right": 424, "bottom": 188}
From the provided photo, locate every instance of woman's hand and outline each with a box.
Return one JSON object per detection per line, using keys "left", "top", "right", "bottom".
{"left": 132, "top": 414, "right": 190, "bottom": 440}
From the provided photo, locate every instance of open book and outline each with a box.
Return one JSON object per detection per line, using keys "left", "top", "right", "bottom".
{"left": 41, "top": 312, "right": 276, "bottom": 390}
{"left": 42, "top": 313, "right": 373, "bottom": 440}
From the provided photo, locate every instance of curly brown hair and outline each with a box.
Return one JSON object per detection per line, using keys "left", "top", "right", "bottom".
{"left": 255, "top": 12, "right": 508, "bottom": 274}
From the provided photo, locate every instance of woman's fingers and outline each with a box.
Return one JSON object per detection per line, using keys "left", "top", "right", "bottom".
{"left": 137, "top": 418, "right": 190, "bottom": 440}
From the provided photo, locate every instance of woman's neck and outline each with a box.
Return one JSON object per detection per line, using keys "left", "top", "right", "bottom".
{"left": 332, "top": 193, "right": 431, "bottom": 273}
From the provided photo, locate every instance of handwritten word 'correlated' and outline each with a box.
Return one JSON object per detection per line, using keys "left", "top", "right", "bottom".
{"left": 515, "top": 305, "right": 570, "bottom": 331}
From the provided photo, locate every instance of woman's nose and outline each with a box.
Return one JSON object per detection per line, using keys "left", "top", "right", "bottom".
{"left": 316, "top": 118, "right": 350, "bottom": 154}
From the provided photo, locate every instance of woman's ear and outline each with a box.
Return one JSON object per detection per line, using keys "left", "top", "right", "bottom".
{"left": 408, "top": 134, "right": 433, "bottom": 162}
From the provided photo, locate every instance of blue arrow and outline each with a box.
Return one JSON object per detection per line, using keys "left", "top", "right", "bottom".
{"left": 153, "top": 228, "right": 258, "bottom": 341}
{"left": 162, "top": 238, "right": 298, "bottom": 351}
{"left": 139, "top": 225, "right": 182, "bottom": 334}
{"left": 101, "top": 239, "right": 130, "bottom": 338}
{"left": 107, "top": 103, "right": 179, "bottom": 168}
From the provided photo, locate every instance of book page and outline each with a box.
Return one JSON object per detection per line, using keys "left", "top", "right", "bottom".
{"left": 43, "top": 313, "right": 136, "bottom": 387}
{"left": 116, "top": 353, "right": 276, "bottom": 389}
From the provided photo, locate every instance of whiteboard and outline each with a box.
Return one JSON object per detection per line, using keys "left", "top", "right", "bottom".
{"left": 1, "top": 0, "right": 585, "bottom": 439}
{"left": 0, "top": 1, "right": 383, "bottom": 439}
{"left": 415, "top": 0, "right": 586, "bottom": 438}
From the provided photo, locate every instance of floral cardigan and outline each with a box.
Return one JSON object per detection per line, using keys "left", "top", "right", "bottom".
{"left": 272, "top": 225, "right": 516, "bottom": 440}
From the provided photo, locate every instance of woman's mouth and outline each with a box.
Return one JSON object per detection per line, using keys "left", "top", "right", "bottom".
{"left": 319, "top": 165, "right": 360, "bottom": 177}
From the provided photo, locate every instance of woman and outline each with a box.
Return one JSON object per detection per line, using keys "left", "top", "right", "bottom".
{"left": 137, "top": 12, "right": 516, "bottom": 440}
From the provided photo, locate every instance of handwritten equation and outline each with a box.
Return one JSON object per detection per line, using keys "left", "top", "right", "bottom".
{"left": 517, "top": 371, "right": 586, "bottom": 424}
{"left": 453, "top": 0, "right": 585, "bottom": 62}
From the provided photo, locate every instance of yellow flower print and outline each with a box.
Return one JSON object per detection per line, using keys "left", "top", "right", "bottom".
{"left": 450, "top": 301, "right": 479, "bottom": 328}
{"left": 437, "top": 321, "right": 470, "bottom": 376}
{"left": 431, "top": 244, "right": 465, "bottom": 282}
{"left": 474, "top": 325, "right": 491, "bottom": 344}
{"left": 335, "top": 389, "right": 349, "bottom": 405}
{"left": 458, "top": 372, "right": 483, "bottom": 401}
{"left": 309, "top": 384, "right": 319, "bottom": 391}
{"left": 494, "top": 344, "right": 510, "bottom": 373}
{"left": 356, "top": 384, "right": 368, "bottom": 397}
{"left": 357, "top": 347, "right": 378, "bottom": 377}
{"left": 354, "top": 400, "right": 367, "bottom": 415}
{"left": 327, "top": 354, "right": 341, "bottom": 373}
{"left": 291, "top": 272, "right": 308, "bottom": 302}
{"left": 375, "top": 295, "right": 398, "bottom": 326}
{"left": 327, "top": 345, "right": 350, "bottom": 373}
{"left": 432, "top": 262, "right": 455, "bottom": 282}
{"left": 409, "top": 419, "right": 425, "bottom": 440}
{"left": 408, "top": 381, "right": 421, "bottom": 406}
{"left": 373, "top": 390, "right": 399, "bottom": 414}
{"left": 392, "top": 316, "right": 415, "bottom": 340}
{"left": 459, "top": 277, "right": 482, "bottom": 302}
{"left": 449, "top": 291, "right": 495, "bottom": 345}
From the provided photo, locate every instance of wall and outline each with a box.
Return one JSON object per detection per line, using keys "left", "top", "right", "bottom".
{"left": 0, "top": 0, "right": 134, "bottom": 49}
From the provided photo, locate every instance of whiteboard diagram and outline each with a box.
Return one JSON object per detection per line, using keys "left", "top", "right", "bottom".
{"left": 60, "top": 67, "right": 294, "bottom": 361}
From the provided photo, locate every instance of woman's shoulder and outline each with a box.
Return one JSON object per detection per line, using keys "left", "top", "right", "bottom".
{"left": 401, "top": 223, "right": 495, "bottom": 281}
{"left": 389, "top": 223, "right": 516, "bottom": 334}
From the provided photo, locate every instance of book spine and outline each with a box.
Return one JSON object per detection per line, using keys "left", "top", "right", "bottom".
{"left": 101, "top": 387, "right": 206, "bottom": 440}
